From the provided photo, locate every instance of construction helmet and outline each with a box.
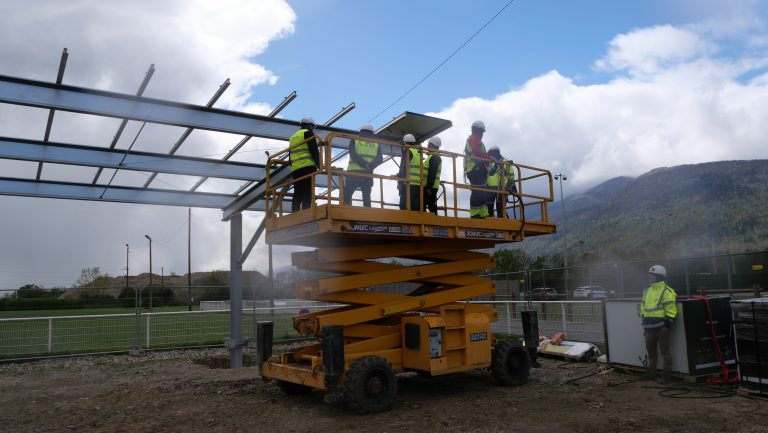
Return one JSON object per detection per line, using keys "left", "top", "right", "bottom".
{"left": 471, "top": 120, "right": 486, "bottom": 131}
{"left": 428, "top": 136, "right": 442, "bottom": 148}
{"left": 300, "top": 116, "right": 316, "bottom": 127}
{"left": 360, "top": 123, "right": 374, "bottom": 133}
{"left": 403, "top": 133, "right": 416, "bottom": 144}
{"left": 648, "top": 265, "right": 667, "bottom": 278}
{"left": 488, "top": 146, "right": 500, "bottom": 153}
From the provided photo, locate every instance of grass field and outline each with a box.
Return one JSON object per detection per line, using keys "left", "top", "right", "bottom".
{"left": 0, "top": 308, "right": 301, "bottom": 360}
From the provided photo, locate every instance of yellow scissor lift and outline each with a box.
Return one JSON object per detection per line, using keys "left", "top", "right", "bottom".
{"left": 258, "top": 123, "right": 556, "bottom": 413}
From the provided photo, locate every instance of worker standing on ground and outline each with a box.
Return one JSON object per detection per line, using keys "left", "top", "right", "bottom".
{"left": 640, "top": 265, "right": 677, "bottom": 384}
{"left": 424, "top": 137, "right": 442, "bottom": 214}
{"left": 398, "top": 134, "right": 422, "bottom": 211}
{"left": 464, "top": 120, "right": 490, "bottom": 218}
{"left": 344, "top": 123, "right": 383, "bottom": 207}
{"left": 289, "top": 116, "right": 320, "bottom": 212}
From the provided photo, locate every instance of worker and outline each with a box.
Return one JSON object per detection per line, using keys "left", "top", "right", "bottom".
{"left": 486, "top": 147, "right": 506, "bottom": 218}
{"left": 344, "top": 123, "right": 383, "bottom": 207}
{"left": 640, "top": 265, "right": 678, "bottom": 384}
{"left": 398, "top": 133, "right": 422, "bottom": 211}
{"left": 424, "top": 136, "right": 442, "bottom": 214}
{"left": 289, "top": 116, "right": 320, "bottom": 213}
{"left": 464, "top": 120, "right": 490, "bottom": 218}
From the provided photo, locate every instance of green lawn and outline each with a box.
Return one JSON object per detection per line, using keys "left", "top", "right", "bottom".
{"left": 0, "top": 309, "right": 303, "bottom": 360}
{"left": 0, "top": 305, "right": 197, "bottom": 319}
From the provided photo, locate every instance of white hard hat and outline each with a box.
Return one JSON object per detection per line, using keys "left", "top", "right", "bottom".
{"left": 428, "top": 136, "right": 441, "bottom": 148}
{"left": 403, "top": 133, "right": 416, "bottom": 143}
{"left": 648, "top": 265, "right": 667, "bottom": 278}
{"left": 471, "top": 120, "right": 486, "bottom": 131}
{"left": 360, "top": 123, "right": 374, "bottom": 133}
{"left": 300, "top": 116, "right": 316, "bottom": 127}
{"left": 488, "top": 146, "right": 500, "bottom": 153}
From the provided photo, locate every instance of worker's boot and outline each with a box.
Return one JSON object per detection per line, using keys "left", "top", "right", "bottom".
{"left": 638, "top": 368, "right": 657, "bottom": 381}
{"left": 657, "top": 370, "right": 672, "bottom": 385}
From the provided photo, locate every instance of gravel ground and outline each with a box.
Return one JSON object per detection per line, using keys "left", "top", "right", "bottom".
{"left": 0, "top": 348, "right": 764, "bottom": 433}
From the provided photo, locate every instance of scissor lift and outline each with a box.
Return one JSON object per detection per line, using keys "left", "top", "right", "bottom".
{"left": 258, "top": 124, "right": 556, "bottom": 413}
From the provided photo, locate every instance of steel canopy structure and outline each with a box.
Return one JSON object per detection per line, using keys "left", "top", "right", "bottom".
{"left": 0, "top": 53, "right": 451, "bottom": 367}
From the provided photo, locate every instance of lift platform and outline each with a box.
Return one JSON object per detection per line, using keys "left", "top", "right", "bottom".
{"left": 258, "top": 120, "right": 556, "bottom": 413}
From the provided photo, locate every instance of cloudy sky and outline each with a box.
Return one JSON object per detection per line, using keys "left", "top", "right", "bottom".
{"left": 0, "top": 0, "right": 766, "bottom": 290}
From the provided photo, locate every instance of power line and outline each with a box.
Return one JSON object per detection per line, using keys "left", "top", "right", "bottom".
{"left": 369, "top": 0, "right": 516, "bottom": 123}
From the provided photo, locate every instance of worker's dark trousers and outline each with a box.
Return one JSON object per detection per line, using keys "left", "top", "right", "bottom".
{"left": 343, "top": 173, "right": 373, "bottom": 207}
{"left": 467, "top": 169, "right": 488, "bottom": 218}
{"left": 399, "top": 185, "right": 422, "bottom": 211}
{"left": 644, "top": 327, "right": 672, "bottom": 375}
{"left": 425, "top": 187, "right": 439, "bottom": 214}
{"left": 291, "top": 166, "right": 315, "bottom": 212}
{"left": 486, "top": 192, "right": 505, "bottom": 218}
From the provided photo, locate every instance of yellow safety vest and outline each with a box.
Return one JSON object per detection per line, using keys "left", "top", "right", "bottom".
{"left": 464, "top": 137, "right": 486, "bottom": 173}
{"left": 640, "top": 281, "right": 678, "bottom": 329}
{"left": 289, "top": 128, "right": 317, "bottom": 171}
{"left": 425, "top": 154, "right": 441, "bottom": 189}
{"left": 347, "top": 140, "right": 379, "bottom": 172}
{"left": 407, "top": 147, "right": 423, "bottom": 185}
{"left": 488, "top": 161, "right": 501, "bottom": 188}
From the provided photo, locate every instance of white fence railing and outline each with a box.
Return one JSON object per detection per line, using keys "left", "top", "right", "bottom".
{"left": 0, "top": 301, "right": 603, "bottom": 361}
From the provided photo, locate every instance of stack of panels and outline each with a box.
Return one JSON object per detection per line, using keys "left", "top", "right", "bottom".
{"left": 732, "top": 298, "right": 768, "bottom": 396}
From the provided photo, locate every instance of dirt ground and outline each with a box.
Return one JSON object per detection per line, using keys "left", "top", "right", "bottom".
{"left": 0, "top": 348, "right": 764, "bottom": 433}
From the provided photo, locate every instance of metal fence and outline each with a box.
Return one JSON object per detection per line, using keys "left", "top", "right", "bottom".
{"left": 486, "top": 250, "right": 768, "bottom": 300}
{"left": 0, "top": 300, "right": 602, "bottom": 361}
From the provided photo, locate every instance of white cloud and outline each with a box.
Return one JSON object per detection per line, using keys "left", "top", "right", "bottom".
{"left": 431, "top": 23, "right": 768, "bottom": 192}
{"left": 595, "top": 25, "right": 716, "bottom": 76}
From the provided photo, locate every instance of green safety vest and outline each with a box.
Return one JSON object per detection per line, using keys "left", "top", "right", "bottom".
{"left": 464, "top": 137, "right": 486, "bottom": 173}
{"left": 407, "top": 147, "right": 423, "bottom": 185}
{"left": 347, "top": 140, "right": 379, "bottom": 172}
{"left": 640, "top": 281, "right": 678, "bottom": 329}
{"left": 289, "top": 128, "right": 317, "bottom": 171}
{"left": 425, "top": 154, "right": 442, "bottom": 189}
{"left": 488, "top": 160, "right": 516, "bottom": 190}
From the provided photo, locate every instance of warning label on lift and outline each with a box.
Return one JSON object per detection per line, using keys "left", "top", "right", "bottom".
{"left": 346, "top": 223, "right": 414, "bottom": 235}
{"left": 432, "top": 227, "right": 449, "bottom": 237}
{"left": 469, "top": 331, "right": 488, "bottom": 342}
{"left": 463, "top": 229, "right": 505, "bottom": 239}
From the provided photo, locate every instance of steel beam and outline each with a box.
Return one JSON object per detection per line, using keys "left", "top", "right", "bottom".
{"left": 191, "top": 90, "right": 297, "bottom": 193}
{"left": 0, "top": 177, "right": 273, "bottom": 210}
{"left": 37, "top": 48, "right": 69, "bottom": 180}
{"left": 0, "top": 74, "right": 356, "bottom": 141}
{"left": 323, "top": 102, "right": 355, "bottom": 127}
{"left": 143, "top": 78, "right": 231, "bottom": 188}
{"left": 92, "top": 65, "right": 156, "bottom": 184}
{"left": 0, "top": 136, "right": 266, "bottom": 181}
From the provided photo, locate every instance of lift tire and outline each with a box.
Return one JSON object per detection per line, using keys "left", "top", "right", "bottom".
{"left": 276, "top": 380, "right": 313, "bottom": 395}
{"left": 342, "top": 355, "right": 397, "bottom": 414}
{"left": 491, "top": 340, "right": 530, "bottom": 386}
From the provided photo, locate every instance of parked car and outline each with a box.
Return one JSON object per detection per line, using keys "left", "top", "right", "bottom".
{"left": 572, "top": 285, "right": 615, "bottom": 300}
{"left": 524, "top": 287, "right": 559, "bottom": 301}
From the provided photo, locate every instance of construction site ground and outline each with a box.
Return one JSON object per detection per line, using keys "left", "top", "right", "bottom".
{"left": 0, "top": 347, "right": 763, "bottom": 433}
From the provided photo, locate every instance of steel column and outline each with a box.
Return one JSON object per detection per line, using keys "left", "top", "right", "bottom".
{"left": 229, "top": 212, "right": 244, "bottom": 368}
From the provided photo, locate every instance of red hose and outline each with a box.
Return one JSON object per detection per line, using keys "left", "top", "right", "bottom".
{"left": 689, "top": 295, "right": 739, "bottom": 384}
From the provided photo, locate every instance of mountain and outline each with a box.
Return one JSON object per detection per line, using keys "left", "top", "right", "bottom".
{"left": 514, "top": 160, "right": 768, "bottom": 262}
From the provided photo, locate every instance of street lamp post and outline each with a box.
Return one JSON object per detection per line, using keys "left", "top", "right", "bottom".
{"left": 554, "top": 173, "right": 569, "bottom": 295}
{"left": 145, "top": 234, "right": 152, "bottom": 309}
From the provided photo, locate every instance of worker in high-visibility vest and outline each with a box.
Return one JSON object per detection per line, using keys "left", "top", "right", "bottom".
{"left": 464, "top": 120, "right": 490, "bottom": 218}
{"left": 344, "top": 123, "right": 383, "bottom": 207}
{"left": 289, "top": 116, "right": 320, "bottom": 213}
{"left": 640, "top": 265, "right": 678, "bottom": 384}
{"left": 424, "top": 136, "right": 442, "bottom": 214}
{"left": 486, "top": 147, "right": 516, "bottom": 218}
{"left": 398, "top": 134, "right": 422, "bottom": 211}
